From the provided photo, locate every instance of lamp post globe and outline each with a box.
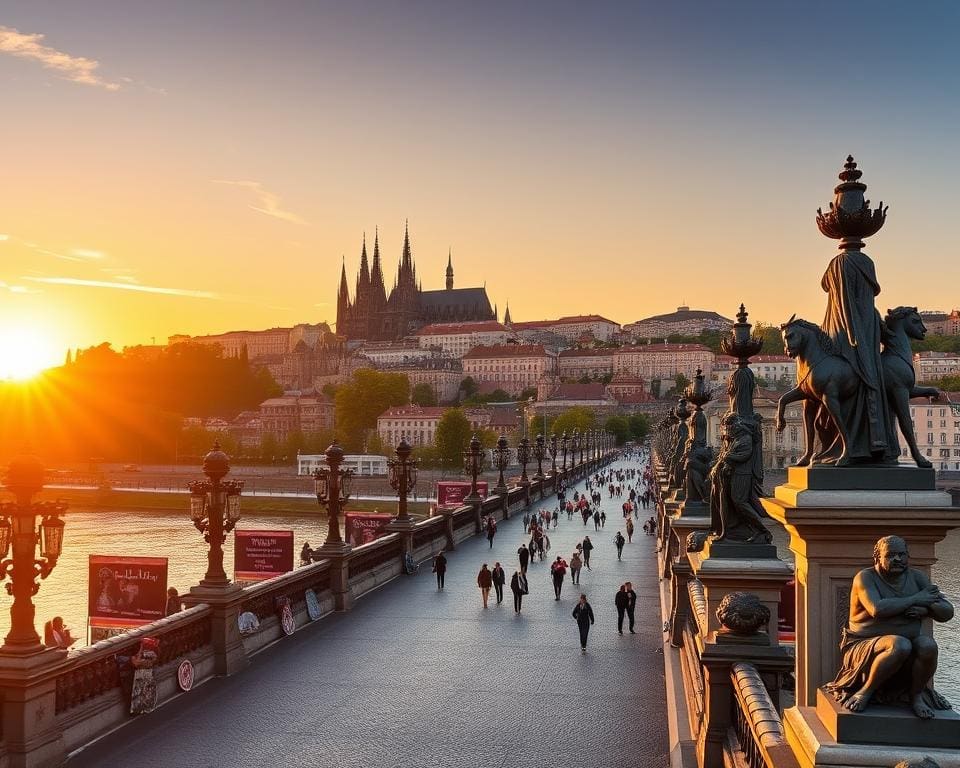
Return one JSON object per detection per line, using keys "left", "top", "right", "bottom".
{"left": 492, "top": 433, "right": 511, "bottom": 494}
{"left": 517, "top": 437, "right": 530, "bottom": 484}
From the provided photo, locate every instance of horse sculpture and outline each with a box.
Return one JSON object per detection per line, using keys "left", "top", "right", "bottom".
{"left": 775, "top": 316, "right": 859, "bottom": 466}
{"left": 881, "top": 306, "right": 941, "bottom": 469}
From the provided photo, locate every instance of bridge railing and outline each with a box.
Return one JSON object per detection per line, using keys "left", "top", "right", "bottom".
{"left": 730, "top": 663, "right": 799, "bottom": 768}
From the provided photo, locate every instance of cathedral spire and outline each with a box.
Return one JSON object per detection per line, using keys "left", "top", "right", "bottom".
{"left": 504, "top": 302, "right": 512, "bottom": 325}
{"left": 446, "top": 249, "right": 454, "bottom": 290}
{"left": 401, "top": 219, "right": 412, "bottom": 272}
{"left": 371, "top": 227, "right": 386, "bottom": 306}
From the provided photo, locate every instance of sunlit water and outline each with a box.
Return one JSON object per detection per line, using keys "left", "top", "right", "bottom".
{"left": 1, "top": 508, "right": 327, "bottom": 647}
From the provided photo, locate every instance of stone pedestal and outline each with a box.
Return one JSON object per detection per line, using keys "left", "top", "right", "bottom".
{"left": 667, "top": 507, "right": 711, "bottom": 646}
{"left": 316, "top": 541, "right": 352, "bottom": 610}
{"left": 784, "top": 705, "right": 960, "bottom": 768}
{"left": 0, "top": 648, "right": 68, "bottom": 768}
{"left": 761, "top": 466, "right": 960, "bottom": 707}
{"left": 385, "top": 518, "right": 417, "bottom": 559}
{"left": 437, "top": 509, "right": 456, "bottom": 550}
{"left": 183, "top": 583, "right": 249, "bottom": 676}
{"left": 689, "top": 549, "right": 793, "bottom": 645}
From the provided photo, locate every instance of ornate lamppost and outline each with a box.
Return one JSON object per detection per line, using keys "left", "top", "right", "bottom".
{"left": 516, "top": 437, "right": 530, "bottom": 485}
{"left": 532, "top": 434, "right": 546, "bottom": 480}
{"left": 492, "top": 433, "right": 511, "bottom": 495}
{"left": 586, "top": 429, "right": 593, "bottom": 463}
{"left": 388, "top": 438, "right": 418, "bottom": 525}
{"left": 313, "top": 443, "right": 354, "bottom": 551}
{"left": 0, "top": 456, "right": 66, "bottom": 654}
{"left": 188, "top": 442, "right": 243, "bottom": 587}
{"left": 571, "top": 429, "right": 580, "bottom": 468}
{"left": 463, "top": 434, "right": 483, "bottom": 501}
{"left": 549, "top": 433, "right": 558, "bottom": 475}
{"left": 561, "top": 431, "right": 569, "bottom": 471}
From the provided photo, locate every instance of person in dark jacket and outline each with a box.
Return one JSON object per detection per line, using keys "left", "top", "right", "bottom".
{"left": 550, "top": 556, "right": 568, "bottom": 600}
{"left": 572, "top": 594, "right": 595, "bottom": 652}
{"left": 615, "top": 584, "right": 629, "bottom": 634}
{"left": 510, "top": 569, "right": 528, "bottom": 614}
{"left": 625, "top": 581, "right": 637, "bottom": 633}
{"left": 433, "top": 551, "right": 447, "bottom": 590}
{"left": 614, "top": 531, "right": 626, "bottom": 561}
{"left": 477, "top": 563, "right": 493, "bottom": 608}
{"left": 486, "top": 517, "right": 497, "bottom": 548}
{"left": 581, "top": 536, "right": 594, "bottom": 569}
{"left": 517, "top": 544, "right": 530, "bottom": 574}
{"left": 491, "top": 562, "right": 506, "bottom": 604}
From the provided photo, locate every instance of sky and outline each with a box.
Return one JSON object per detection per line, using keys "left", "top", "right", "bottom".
{"left": 1, "top": 1, "right": 959, "bottom": 370}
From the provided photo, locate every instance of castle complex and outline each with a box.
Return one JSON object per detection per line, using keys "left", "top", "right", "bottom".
{"left": 335, "top": 225, "right": 496, "bottom": 341}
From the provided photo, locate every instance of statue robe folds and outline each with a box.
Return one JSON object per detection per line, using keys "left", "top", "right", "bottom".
{"left": 819, "top": 250, "right": 895, "bottom": 462}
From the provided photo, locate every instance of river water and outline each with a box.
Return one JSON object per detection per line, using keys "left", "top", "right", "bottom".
{"left": 3, "top": 495, "right": 958, "bottom": 704}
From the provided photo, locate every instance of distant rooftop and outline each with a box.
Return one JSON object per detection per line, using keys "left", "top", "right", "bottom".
{"left": 463, "top": 344, "right": 548, "bottom": 359}
{"left": 628, "top": 307, "right": 733, "bottom": 326}
{"left": 416, "top": 321, "right": 506, "bottom": 336}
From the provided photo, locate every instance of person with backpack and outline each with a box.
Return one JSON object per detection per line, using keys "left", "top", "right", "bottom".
{"left": 624, "top": 581, "right": 637, "bottom": 633}
{"left": 550, "top": 556, "right": 568, "bottom": 600}
{"left": 614, "top": 531, "right": 626, "bottom": 561}
{"left": 517, "top": 543, "right": 530, "bottom": 574}
{"left": 569, "top": 550, "right": 583, "bottom": 585}
{"left": 572, "top": 593, "right": 596, "bottom": 653}
{"left": 433, "top": 551, "right": 447, "bottom": 590}
{"left": 477, "top": 563, "right": 493, "bottom": 608}
{"left": 510, "top": 569, "right": 528, "bottom": 614}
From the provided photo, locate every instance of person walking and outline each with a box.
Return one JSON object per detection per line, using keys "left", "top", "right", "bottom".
{"left": 433, "top": 551, "right": 447, "bottom": 590}
{"left": 625, "top": 517, "right": 635, "bottom": 543}
{"left": 593, "top": 510, "right": 601, "bottom": 531}
{"left": 582, "top": 536, "right": 594, "bottom": 570}
{"left": 600, "top": 511, "right": 606, "bottom": 528}
{"left": 510, "top": 569, "right": 528, "bottom": 614}
{"left": 572, "top": 594, "right": 595, "bottom": 653}
{"left": 625, "top": 581, "right": 637, "bottom": 633}
{"left": 550, "top": 556, "right": 568, "bottom": 600}
{"left": 477, "top": 563, "right": 493, "bottom": 608}
{"left": 486, "top": 517, "right": 497, "bottom": 548}
{"left": 517, "top": 543, "right": 530, "bottom": 574}
{"left": 615, "top": 584, "right": 629, "bottom": 634}
{"left": 522, "top": 511, "right": 530, "bottom": 532}
{"left": 569, "top": 550, "right": 583, "bottom": 585}
{"left": 491, "top": 562, "right": 506, "bottom": 605}
{"left": 614, "top": 531, "right": 626, "bottom": 561}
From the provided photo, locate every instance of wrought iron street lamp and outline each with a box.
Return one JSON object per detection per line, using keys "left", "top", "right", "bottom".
{"left": 586, "top": 429, "right": 593, "bottom": 463}
{"left": 388, "top": 438, "right": 418, "bottom": 524}
{"left": 549, "top": 433, "right": 558, "bottom": 476}
{"left": 532, "top": 434, "right": 545, "bottom": 480}
{"left": 492, "top": 433, "right": 511, "bottom": 494}
{"left": 313, "top": 443, "right": 354, "bottom": 548}
{"left": 188, "top": 442, "right": 244, "bottom": 587}
{"left": 463, "top": 434, "right": 483, "bottom": 501}
{"left": 561, "top": 431, "right": 569, "bottom": 471}
{"left": 0, "top": 456, "right": 67, "bottom": 653}
{"left": 571, "top": 429, "right": 580, "bottom": 467}
{"left": 516, "top": 437, "right": 530, "bottom": 485}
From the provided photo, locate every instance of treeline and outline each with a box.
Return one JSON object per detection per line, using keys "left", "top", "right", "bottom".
{"left": 0, "top": 343, "right": 280, "bottom": 463}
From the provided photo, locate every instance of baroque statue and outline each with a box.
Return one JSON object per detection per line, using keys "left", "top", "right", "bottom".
{"left": 707, "top": 413, "right": 771, "bottom": 544}
{"left": 684, "top": 443, "right": 713, "bottom": 504}
{"left": 668, "top": 398, "right": 690, "bottom": 491}
{"left": 825, "top": 536, "right": 954, "bottom": 719}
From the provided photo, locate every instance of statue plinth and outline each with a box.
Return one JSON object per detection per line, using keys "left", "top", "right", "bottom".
{"left": 784, "top": 702, "right": 960, "bottom": 768}
{"left": 787, "top": 465, "right": 935, "bottom": 492}
{"left": 701, "top": 537, "right": 778, "bottom": 560}
{"left": 688, "top": 550, "right": 793, "bottom": 645}
{"left": 762, "top": 481, "right": 960, "bottom": 708}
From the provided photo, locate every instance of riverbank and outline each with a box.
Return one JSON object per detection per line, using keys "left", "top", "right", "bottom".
{"left": 36, "top": 487, "right": 429, "bottom": 517}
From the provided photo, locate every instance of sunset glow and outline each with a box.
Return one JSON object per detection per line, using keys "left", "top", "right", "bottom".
{"left": 0, "top": 325, "right": 59, "bottom": 380}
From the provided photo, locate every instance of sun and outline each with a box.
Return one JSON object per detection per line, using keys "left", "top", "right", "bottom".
{"left": 0, "top": 326, "right": 60, "bottom": 381}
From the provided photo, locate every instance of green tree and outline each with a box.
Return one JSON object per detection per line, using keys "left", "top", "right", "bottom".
{"left": 519, "top": 387, "right": 538, "bottom": 401}
{"left": 459, "top": 376, "right": 479, "bottom": 399}
{"left": 411, "top": 382, "right": 437, "bottom": 406}
{"left": 435, "top": 409, "right": 472, "bottom": 469}
{"left": 334, "top": 369, "right": 410, "bottom": 451}
{"left": 604, "top": 415, "right": 630, "bottom": 445}
{"left": 627, "top": 413, "right": 651, "bottom": 442}
{"left": 551, "top": 407, "right": 596, "bottom": 437}
{"left": 932, "top": 375, "right": 960, "bottom": 392}
{"left": 665, "top": 373, "right": 691, "bottom": 398}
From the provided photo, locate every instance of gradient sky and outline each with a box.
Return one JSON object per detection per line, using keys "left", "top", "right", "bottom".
{"left": 2, "top": 1, "right": 959, "bottom": 368}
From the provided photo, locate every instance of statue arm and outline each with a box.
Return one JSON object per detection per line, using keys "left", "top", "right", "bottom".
{"left": 724, "top": 435, "right": 752, "bottom": 466}
{"left": 856, "top": 571, "right": 922, "bottom": 620}
{"left": 912, "top": 570, "right": 955, "bottom": 623}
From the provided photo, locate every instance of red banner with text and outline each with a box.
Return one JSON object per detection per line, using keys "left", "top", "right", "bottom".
{"left": 234, "top": 529, "right": 294, "bottom": 583}
{"left": 344, "top": 512, "right": 393, "bottom": 547}
{"left": 88, "top": 555, "right": 168, "bottom": 629}
{"left": 436, "top": 481, "right": 488, "bottom": 510}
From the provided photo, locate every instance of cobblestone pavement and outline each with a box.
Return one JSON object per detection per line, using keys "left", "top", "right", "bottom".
{"left": 69, "top": 459, "right": 668, "bottom": 768}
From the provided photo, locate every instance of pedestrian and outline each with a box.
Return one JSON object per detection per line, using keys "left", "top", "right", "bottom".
{"left": 522, "top": 511, "right": 530, "bottom": 532}
{"left": 647, "top": 517, "right": 657, "bottom": 535}
{"left": 300, "top": 541, "right": 313, "bottom": 566}
{"left": 593, "top": 510, "right": 601, "bottom": 531}
{"left": 552, "top": 509, "right": 559, "bottom": 528}
{"left": 165, "top": 587, "right": 182, "bottom": 616}
{"left": 614, "top": 531, "right": 625, "bottom": 560}
{"left": 517, "top": 543, "right": 530, "bottom": 574}
{"left": 550, "top": 556, "right": 568, "bottom": 600}
{"left": 433, "top": 551, "right": 447, "bottom": 590}
{"left": 624, "top": 581, "right": 637, "bottom": 633}
{"left": 569, "top": 550, "right": 583, "bottom": 585}
{"left": 615, "top": 584, "right": 629, "bottom": 634}
{"left": 582, "top": 536, "right": 594, "bottom": 569}
{"left": 572, "top": 594, "right": 595, "bottom": 653}
{"left": 43, "top": 616, "right": 77, "bottom": 649}
{"left": 600, "top": 511, "right": 606, "bottom": 528}
{"left": 510, "top": 569, "right": 528, "bottom": 613}
{"left": 477, "top": 563, "right": 493, "bottom": 608}
{"left": 626, "top": 517, "right": 635, "bottom": 543}
{"left": 486, "top": 517, "right": 497, "bottom": 548}
{"left": 491, "top": 562, "right": 506, "bottom": 605}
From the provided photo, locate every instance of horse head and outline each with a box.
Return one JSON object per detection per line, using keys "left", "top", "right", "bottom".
{"left": 780, "top": 316, "right": 835, "bottom": 361}
{"left": 885, "top": 306, "right": 925, "bottom": 341}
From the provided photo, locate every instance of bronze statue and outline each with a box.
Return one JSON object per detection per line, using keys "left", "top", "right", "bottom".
{"left": 668, "top": 399, "right": 690, "bottom": 490}
{"left": 708, "top": 413, "right": 771, "bottom": 544}
{"left": 683, "top": 442, "right": 713, "bottom": 503}
{"left": 825, "top": 536, "right": 954, "bottom": 719}
{"left": 775, "top": 317, "right": 860, "bottom": 466}
{"left": 881, "top": 307, "right": 942, "bottom": 469}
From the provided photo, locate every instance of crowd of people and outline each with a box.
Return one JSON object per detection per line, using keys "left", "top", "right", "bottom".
{"left": 431, "top": 445, "right": 657, "bottom": 652}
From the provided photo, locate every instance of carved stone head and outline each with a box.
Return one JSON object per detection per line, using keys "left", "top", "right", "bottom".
{"left": 716, "top": 592, "right": 770, "bottom": 635}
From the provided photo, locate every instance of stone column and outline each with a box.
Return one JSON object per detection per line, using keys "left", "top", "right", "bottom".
{"left": 0, "top": 650, "right": 68, "bottom": 768}
{"left": 316, "top": 543, "right": 352, "bottom": 611}
{"left": 183, "top": 583, "right": 249, "bottom": 676}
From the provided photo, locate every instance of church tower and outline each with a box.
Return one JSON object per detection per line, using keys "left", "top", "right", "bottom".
{"left": 446, "top": 250, "right": 454, "bottom": 290}
{"left": 336, "top": 257, "right": 351, "bottom": 335}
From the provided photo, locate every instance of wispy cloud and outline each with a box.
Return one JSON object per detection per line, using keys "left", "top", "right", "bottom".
{"left": 24, "top": 276, "right": 218, "bottom": 299}
{"left": 0, "top": 280, "right": 40, "bottom": 294}
{"left": 0, "top": 25, "right": 122, "bottom": 91}
{"left": 71, "top": 248, "right": 106, "bottom": 260}
{"left": 213, "top": 180, "right": 308, "bottom": 224}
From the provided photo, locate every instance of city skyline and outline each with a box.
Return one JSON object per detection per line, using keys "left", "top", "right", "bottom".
{"left": 2, "top": 2, "right": 959, "bottom": 378}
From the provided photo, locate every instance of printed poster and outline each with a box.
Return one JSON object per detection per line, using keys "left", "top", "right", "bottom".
{"left": 234, "top": 529, "right": 294, "bottom": 583}
{"left": 436, "top": 481, "right": 488, "bottom": 510}
{"left": 88, "top": 555, "right": 168, "bottom": 630}
{"left": 343, "top": 512, "right": 392, "bottom": 547}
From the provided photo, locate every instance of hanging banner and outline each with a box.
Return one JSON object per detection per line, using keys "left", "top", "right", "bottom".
{"left": 234, "top": 530, "right": 294, "bottom": 583}
{"left": 88, "top": 556, "right": 168, "bottom": 630}
{"left": 436, "top": 481, "right": 488, "bottom": 510}
{"left": 343, "top": 512, "right": 393, "bottom": 547}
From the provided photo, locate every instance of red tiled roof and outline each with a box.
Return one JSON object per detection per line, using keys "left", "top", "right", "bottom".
{"left": 909, "top": 392, "right": 960, "bottom": 405}
{"left": 558, "top": 348, "right": 615, "bottom": 358}
{"left": 416, "top": 321, "right": 506, "bottom": 336}
{"left": 463, "top": 344, "right": 547, "bottom": 359}
{"left": 512, "top": 314, "right": 619, "bottom": 329}
{"left": 615, "top": 344, "right": 713, "bottom": 353}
